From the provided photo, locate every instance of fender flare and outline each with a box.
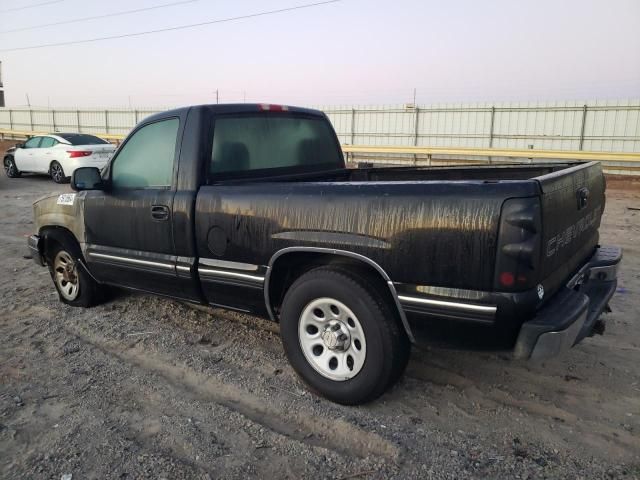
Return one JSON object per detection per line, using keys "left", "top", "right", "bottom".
{"left": 264, "top": 246, "right": 415, "bottom": 342}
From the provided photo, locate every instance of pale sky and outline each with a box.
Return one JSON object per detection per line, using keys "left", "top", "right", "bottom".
{"left": 1, "top": 0, "right": 639, "bottom": 108}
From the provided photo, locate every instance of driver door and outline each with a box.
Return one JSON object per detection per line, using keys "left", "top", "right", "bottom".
{"left": 14, "top": 136, "right": 42, "bottom": 172}
{"left": 83, "top": 117, "right": 182, "bottom": 296}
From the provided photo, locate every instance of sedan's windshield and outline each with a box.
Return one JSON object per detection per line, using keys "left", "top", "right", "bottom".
{"left": 58, "top": 133, "right": 109, "bottom": 145}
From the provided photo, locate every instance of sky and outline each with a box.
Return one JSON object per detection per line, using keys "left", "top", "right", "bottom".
{"left": 0, "top": 0, "right": 639, "bottom": 108}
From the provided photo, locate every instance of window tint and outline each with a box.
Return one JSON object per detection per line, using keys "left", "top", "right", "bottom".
{"left": 39, "top": 137, "right": 57, "bottom": 148}
{"left": 111, "top": 118, "right": 179, "bottom": 189}
{"left": 24, "top": 137, "right": 42, "bottom": 148}
{"left": 59, "top": 134, "right": 108, "bottom": 145}
{"left": 210, "top": 115, "right": 342, "bottom": 178}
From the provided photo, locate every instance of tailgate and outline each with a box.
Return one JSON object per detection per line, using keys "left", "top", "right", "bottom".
{"left": 537, "top": 161, "right": 605, "bottom": 294}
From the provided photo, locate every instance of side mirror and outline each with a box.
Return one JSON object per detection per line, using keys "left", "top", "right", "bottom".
{"left": 16, "top": 143, "right": 25, "bottom": 149}
{"left": 71, "top": 167, "right": 104, "bottom": 191}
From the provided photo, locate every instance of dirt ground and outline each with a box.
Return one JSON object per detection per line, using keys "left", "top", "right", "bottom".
{"left": 1, "top": 150, "right": 639, "bottom": 478}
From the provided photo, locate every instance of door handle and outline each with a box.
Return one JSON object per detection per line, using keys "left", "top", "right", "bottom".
{"left": 151, "top": 205, "right": 170, "bottom": 221}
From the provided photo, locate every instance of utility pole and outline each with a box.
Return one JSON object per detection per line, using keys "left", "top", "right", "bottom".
{"left": 215, "top": 89, "right": 219, "bottom": 104}
{"left": 413, "top": 88, "right": 416, "bottom": 105}
{"left": 25, "top": 93, "right": 31, "bottom": 107}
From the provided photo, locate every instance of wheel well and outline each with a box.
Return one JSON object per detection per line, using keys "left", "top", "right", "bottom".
{"left": 267, "top": 251, "right": 404, "bottom": 330}
{"left": 39, "top": 226, "right": 81, "bottom": 262}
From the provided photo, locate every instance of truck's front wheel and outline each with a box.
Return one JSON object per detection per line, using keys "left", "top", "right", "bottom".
{"left": 47, "top": 239, "right": 101, "bottom": 307}
{"left": 279, "top": 267, "right": 409, "bottom": 405}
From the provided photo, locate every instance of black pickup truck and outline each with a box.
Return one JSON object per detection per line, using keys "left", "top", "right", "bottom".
{"left": 28, "top": 104, "right": 621, "bottom": 404}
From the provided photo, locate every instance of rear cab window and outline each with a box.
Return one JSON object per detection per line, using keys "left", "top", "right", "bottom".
{"left": 208, "top": 113, "right": 343, "bottom": 181}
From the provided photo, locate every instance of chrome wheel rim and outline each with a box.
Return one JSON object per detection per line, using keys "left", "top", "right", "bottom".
{"left": 4, "top": 158, "right": 15, "bottom": 176}
{"left": 54, "top": 251, "right": 79, "bottom": 300}
{"left": 298, "top": 297, "right": 367, "bottom": 381}
{"left": 51, "top": 163, "right": 63, "bottom": 182}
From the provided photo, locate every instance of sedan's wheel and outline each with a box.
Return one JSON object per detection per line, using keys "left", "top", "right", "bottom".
{"left": 53, "top": 250, "right": 80, "bottom": 301}
{"left": 280, "top": 267, "right": 410, "bottom": 405}
{"left": 3, "top": 157, "right": 21, "bottom": 178}
{"left": 50, "top": 161, "right": 67, "bottom": 183}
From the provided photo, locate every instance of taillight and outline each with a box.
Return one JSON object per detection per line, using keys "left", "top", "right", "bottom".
{"left": 494, "top": 197, "right": 542, "bottom": 291}
{"left": 67, "top": 150, "right": 92, "bottom": 158}
{"left": 259, "top": 104, "right": 288, "bottom": 112}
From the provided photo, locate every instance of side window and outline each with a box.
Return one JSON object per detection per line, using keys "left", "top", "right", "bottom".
{"left": 111, "top": 118, "right": 179, "bottom": 189}
{"left": 39, "top": 137, "right": 57, "bottom": 148}
{"left": 24, "top": 137, "right": 42, "bottom": 148}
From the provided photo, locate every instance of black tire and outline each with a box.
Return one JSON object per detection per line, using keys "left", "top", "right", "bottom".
{"left": 46, "top": 237, "right": 102, "bottom": 308}
{"left": 50, "top": 161, "right": 69, "bottom": 184}
{"left": 279, "top": 267, "right": 410, "bottom": 405}
{"left": 4, "top": 156, "right": 21, "bottom": 178}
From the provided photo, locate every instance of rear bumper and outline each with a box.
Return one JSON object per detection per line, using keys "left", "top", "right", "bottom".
{"left": 27, "top": 234, "right": 45, "bottom": 266}
{"left": 513, "top": 245, "right": 621, "bottom": 360}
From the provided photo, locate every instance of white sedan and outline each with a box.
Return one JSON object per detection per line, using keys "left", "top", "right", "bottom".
{"left": 4, "top": 133, "right": 116, "bottom": 183}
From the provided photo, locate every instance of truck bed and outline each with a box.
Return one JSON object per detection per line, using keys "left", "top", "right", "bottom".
{"left": 198, "top": 161, "right": 604, "bottom": 329}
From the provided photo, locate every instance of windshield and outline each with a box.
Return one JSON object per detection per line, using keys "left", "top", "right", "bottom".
{"left": 209, "top": 114, "right": 343, "bottom": 180}
{"left": 58, "top": 134, "right": 109, "bottom": 145}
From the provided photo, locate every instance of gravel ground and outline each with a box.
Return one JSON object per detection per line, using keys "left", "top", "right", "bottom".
{"left": 1, "top": 155, "right": 639, "bottom": 479}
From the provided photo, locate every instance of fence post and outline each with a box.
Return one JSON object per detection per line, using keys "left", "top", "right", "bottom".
{"left": 28, "top": 108, "right": 34, "bottom": 132}
{"left": 349, "top": 108, "right": 356, "bottom": 163}
{"left": 413, "top": 107, "right": 420, "bottom": 165}
{"left": 488, "top": 105, "right": 496, "bottom": 164}
{"left": 76, "top": 110, "right": 81, "bottom": 133}
{"left": 488, "top": 106, "right": 496, "bottom": 147}
{"left": 8, "top": 109, "right": 13, "bottom": 130}
{"left": 105, "top": 110, "right": 109, "bottom": 134}
{"left": 579, "top": 104, "right": 588, "bottom": 151}
{"left": 51, "top": 109, "right": 57, "bottom": 132}
{"left": 350, "top": 108, "right": 356, "bottom": 145}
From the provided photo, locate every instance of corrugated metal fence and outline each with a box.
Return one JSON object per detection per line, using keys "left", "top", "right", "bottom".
{"left": 322, "top": 100, "right": 640, "bottom": 153}
{"left": 1, "top": 99, "right": 639, "bottom": 152}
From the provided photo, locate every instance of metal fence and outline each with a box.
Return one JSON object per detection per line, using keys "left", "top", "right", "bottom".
{"left": 1, "top": 99, "right": 639, "bottom": 153}
{"left": 0, "top": 108, "right": 161, "bottom": 137}
{"left": 321, "top": 100, "right": 640, "bottom": 153}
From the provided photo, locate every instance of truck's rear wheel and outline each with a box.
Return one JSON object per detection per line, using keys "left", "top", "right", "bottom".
{"left": 47, "top": 239, "right": 101, "bottom": 307}
{"left": 279, "top": 267, "right": 410, "bottom": 404}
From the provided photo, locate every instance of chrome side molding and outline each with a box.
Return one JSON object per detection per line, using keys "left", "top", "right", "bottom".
{"left": 397, "top": 294, "right": 497, "bottom": 314}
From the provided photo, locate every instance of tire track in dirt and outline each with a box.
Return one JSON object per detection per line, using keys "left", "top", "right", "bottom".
{"left": 404, "top": 354, "right": 640, "bottom": 458}
{"left": 58, "top": 322, "right": 399, "bottom": 461}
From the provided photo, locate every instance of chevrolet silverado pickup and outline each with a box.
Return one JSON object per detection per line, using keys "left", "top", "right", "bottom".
{"left": 28, "top": 104, "right": 622, "bottom": 404}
